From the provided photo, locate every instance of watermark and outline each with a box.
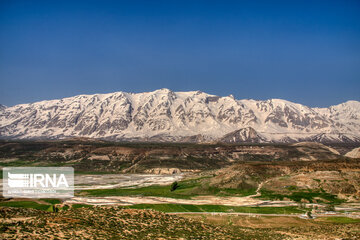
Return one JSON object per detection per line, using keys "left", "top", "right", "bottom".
{"left": 2, "top": 167, "right": 74, "bottom": 198}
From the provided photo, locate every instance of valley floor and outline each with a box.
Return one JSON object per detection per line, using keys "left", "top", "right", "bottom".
{"left": 1, "top": 141, "right": 360, "bottom": 239}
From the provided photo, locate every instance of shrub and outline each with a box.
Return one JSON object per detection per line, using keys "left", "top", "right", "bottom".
{"left": 170, "top": 181, "right": 179, "bottom": 192}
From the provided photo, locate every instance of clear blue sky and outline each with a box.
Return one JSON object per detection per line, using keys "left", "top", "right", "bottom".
{"left": 1, "top": 0, "right": 359, "bottom": 107}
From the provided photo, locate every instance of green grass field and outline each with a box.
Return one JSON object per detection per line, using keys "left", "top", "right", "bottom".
{"left": 0, "top": 199, "right": 62, "bottom": 212}
{"left": 258, "top": 189, "right": 344, "bottom": 204}
{"left": 324, "top": 217, "right": 360, "bottom": 224}
{"left": 71, "top": 203, "right": 94, "bottom": 209}
{"left": 0, "top": 201, "right": 50, "bottom": 211}
{"left": 41, "top": 199, "right": 61, "bottom": 205}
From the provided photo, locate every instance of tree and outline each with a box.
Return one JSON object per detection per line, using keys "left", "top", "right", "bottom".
{"left": 170, "top": 181, "right": 179, "bottom": 191}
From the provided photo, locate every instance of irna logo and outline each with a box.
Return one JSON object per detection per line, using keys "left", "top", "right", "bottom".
{"left": 3, "top": 167, "right": 74, "bottom": 198}
{"left": 7, "top": 172, "right": 69, "bottom": 188}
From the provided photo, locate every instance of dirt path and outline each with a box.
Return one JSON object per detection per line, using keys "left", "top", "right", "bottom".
{"left": 64, "top": 195, "right": 296, "bottom": 207}
{"left": 247, "top": 179, "right": 270, "bottom": 198}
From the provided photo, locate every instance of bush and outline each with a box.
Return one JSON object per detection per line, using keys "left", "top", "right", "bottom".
{"left": 170, "top": 181, "right": 179, "bottom": 192}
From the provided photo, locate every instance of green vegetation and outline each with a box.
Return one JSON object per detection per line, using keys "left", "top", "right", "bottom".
{"left": 46, "top": 205, "right": 59, "bottom": 212}
{"left": 71, "top": 204, "right": 94, "bottom": 209}
{"left": 170, "top": 181, "right": 179, "bottom": 191}
{"left": 279, "top": 175, "right": 290, "bottom": 180}
{"left": 0, "top": 200, "right": 304, "bottom": 214}
{"left": 80, "top": 177, "right": 256, "bottom": 199}
{"left": 324, "top": 217, "right": 360, "bottom": 224}
{"left": 124, "top": 204, "right": 305, "bottom": 214}
{"left": 0, "top": 159, "right": 73, "bottom": 167}
{"left": 286, "top": 185, "right": 298, "bottom": 191}
{"left": 41, "top": 199, "right": 61, "bottom": 205}
{"left": 258, "top": 189, "right": 344, "bottom": 204}
{"left": 0, "top": 159, "right": 36, "bottom": 167}
{"left": 0, "top": 199, "right": 65, "bottom": 212}
{"left": 0, "top": 201, "right": 49, "bottom": 211}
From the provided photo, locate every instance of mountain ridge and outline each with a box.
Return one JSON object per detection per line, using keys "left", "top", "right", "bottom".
{"left": 1, "top": 89, "right": 359, "bottom": 143}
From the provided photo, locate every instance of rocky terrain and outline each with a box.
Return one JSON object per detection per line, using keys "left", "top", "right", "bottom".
{"left": 0, "top": 206, "right": 243, "bottom": 239}
{"left": 1, "top": 89, "right": 359, "bottom": 143}
{"left": 1, "top": 206, "right": 359, "bottom": 240}
{"left": 0, "top": 140, "right": 350, "bottom": 173}
{"left": 210, "top": 157, "right": 360, "bottom": 202}
{"left": 1, "top": 140, "right": 359, "bottom": 204}
{"left": 183, "top": 214, "right": 360, "bottom": 240}
{"left": 1, "top": 140, "right": 360, "bottom": 239}
{"left": 346, "top": 147, "right": 360, "bottom": 158}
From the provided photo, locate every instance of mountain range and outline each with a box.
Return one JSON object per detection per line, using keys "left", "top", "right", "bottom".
{"left": 0, "top": 89, "right": 359, "bottom": 143}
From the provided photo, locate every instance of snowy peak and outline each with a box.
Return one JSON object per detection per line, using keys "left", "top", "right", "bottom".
{"left": 0, "top": 90, "right": 359, "bottom": 143}
{"left": 219, "top": 127, "right": 266, "bottom": 143}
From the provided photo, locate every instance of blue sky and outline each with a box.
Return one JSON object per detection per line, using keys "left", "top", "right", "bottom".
{"left": 0, "top": 0, "right": 359, "bottom": 107}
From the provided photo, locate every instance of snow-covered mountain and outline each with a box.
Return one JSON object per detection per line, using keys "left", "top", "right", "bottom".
{"left": 1, "top": 89, "right": 359, "bottom": 143}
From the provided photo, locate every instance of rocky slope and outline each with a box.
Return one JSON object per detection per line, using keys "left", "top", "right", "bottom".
{"left": 1, "top": 206, "right": 360, "bottom": 240}
{"left": 0, "top": 141, "right": 344, "bottom": 173}
{"left": 210, "top": 159, "right": 360, "bottom": 202}
{"left": 345, "top": 147, "right": 360, "bottom": 158}
{"left": 0, "top": 207, "right": 245, "bottom": 239}
{"left": 1, "top": 89, "right": 359, "bottom": 143}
